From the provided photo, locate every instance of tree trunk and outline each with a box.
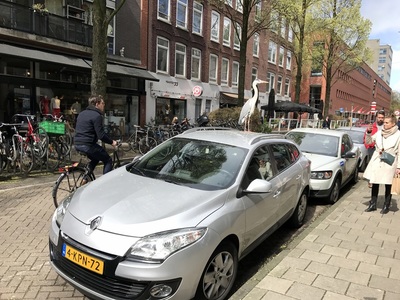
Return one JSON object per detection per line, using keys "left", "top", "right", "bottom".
{"left": 294, "top": 0, "right": 307, "bottom": 104}
{"left": 91, "top": 0, "right": 108, "bottom": 97}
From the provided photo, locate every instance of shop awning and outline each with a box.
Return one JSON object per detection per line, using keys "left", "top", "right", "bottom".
{"left": 0, "top": 43, "right": 89, "bottom": 68}
{"left": 220, "top": 92, "right": 248, "bottom": 105}
{"left": 0, "top": 43, "right": 158, "bottom": 81}
{"left": 105, "top": 63, "right": 158, "bottom": 81}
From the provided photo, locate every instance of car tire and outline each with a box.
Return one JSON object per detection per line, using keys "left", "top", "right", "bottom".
{"left": 289, "top": 191, "right": 308, "bottom": 228}
{"left": 359, "top": 158, "right": 367, "bottom": 172}
{"left": 351, "top": 165, "right": 359, "bottom": 184}
{"left": 328, "top": 177, "right": 341, "bottom": 204}
{"left": 195, "top": 241, "right": 238, "bottom": 300}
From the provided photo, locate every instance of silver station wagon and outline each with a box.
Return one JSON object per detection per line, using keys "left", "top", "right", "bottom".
{"left": 49, "top": 128, "right": 311, "bottom": 300}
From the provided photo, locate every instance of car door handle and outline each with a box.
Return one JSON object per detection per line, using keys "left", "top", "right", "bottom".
{"left": 273, "top": 190, "right": 281, "bottom": 197}
{"left": 296, "top": 175, "right": 301, "bottom": 180}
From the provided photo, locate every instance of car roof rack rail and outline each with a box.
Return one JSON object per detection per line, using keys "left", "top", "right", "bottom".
{"left": 180, "top": 127, "right": 238, "bottom": 135}
{"left": 250, "top": 134, "right": 285, "bottom": 145}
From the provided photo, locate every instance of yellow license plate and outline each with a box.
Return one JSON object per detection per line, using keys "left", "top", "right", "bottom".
{"left": 62, "top": 243, "right": 104, "bottom": 275}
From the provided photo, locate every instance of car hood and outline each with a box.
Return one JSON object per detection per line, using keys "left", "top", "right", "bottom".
{"left": 67, "top": 167, "right": 228, "bottom": 237}
{"left": 302, "top": 153, "right": 342, "bottom": 170}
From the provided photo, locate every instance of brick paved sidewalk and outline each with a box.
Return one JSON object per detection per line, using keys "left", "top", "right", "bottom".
{"left": 231, "top": 180, "right": 400, "bottom": 300}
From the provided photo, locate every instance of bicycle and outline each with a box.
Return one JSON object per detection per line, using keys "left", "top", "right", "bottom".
{"left": 52, "top": 140, "right": 125, "bottom": 207}
{"left": 104, "top": 121, "right": 122, "bottom": 141}
{"left": 121, "top": 125, "right": 157, "bottom": 154}
{"left": 0, "top": 122, "right": 35, "bottom": 175}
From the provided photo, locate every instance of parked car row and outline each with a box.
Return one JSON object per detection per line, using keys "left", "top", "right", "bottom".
{"left": 49, "top": 125, "right": 367, "bottom": 300}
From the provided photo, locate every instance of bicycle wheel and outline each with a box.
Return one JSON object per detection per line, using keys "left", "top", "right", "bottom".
{"left": 18, "top": 139, "right": 35, "bottom": 174}
{"left": 121, "top": 136, "right": 134, "bottom": 152}
{"left": 47, "top": 138, "right": 61, "bottom": 172}
{"left": 52, "top": 167, "right": 94, "bottom": 207}
{"left": 57, "top": 133, "right": 72, "bottom": 158}
{"left": 32, "top": 126, "right": 49, "bottom": 159}
{"left": 138, "top": 137, "right": 157, "bottom": 155}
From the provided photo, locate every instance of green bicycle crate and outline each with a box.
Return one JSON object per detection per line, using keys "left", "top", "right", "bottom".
{"left": 40, "top": 121, "right": 66, "bottom": 135}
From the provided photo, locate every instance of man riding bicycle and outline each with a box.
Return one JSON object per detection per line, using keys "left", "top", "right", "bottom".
{"left": 74, "top": 95, "right": 117, "bottom": 174}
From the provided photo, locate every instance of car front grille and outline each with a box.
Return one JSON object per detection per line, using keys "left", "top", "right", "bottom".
{"left": 50, "top": 241, "right": 149, "bottom": 300}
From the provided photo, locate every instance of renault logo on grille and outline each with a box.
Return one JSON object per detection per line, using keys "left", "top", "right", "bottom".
{"left": 85, "top": 216, "right": 102, "bottom": 235}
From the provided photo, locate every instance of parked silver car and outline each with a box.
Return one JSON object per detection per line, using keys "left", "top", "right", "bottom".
{"left": 286, "top": 128, "right": 360, "bottom": 204}
{"left": 49, "top": 128, "right": 311, "bottom": 300}
{"left": 336, "top": 126, "right": 370, "bottom": 172}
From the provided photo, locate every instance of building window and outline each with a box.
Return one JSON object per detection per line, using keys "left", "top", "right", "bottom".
{"left": 236, "top": 0, "right": 243, "bottom": 13}
{"left": 234, "top": 23, "right": 241, "bottom": 50}
{"left": 251, "top": 68, "right": 257, "bottom": 84}
{"left": 211, "top": 11, "right": 220, "bottom": 42}
{"left": 288, "top": 28, "right": 293, "bottom": 42}
{"left": 277, "top": 75, "right": 283, "bottom": 94}
{"left": 157, "top": 37, "right": 169, "bottom": 73}
{"left": 280, "top": 18, "right": 286, "bottom": 38}
{"left": 221, "top": 58, "right": 229, "bottom": 85}
{"left": 223, "top": 17, "right": 231, "bottom": 47}
{"left": 225, "top": 0, "right": 232, "bottom": 7}
{"left": 158, "top": 0, "right": 170, "bottom": 22}
{"left": 176, "top": 0, "right": 188, "bottom": 29}
{"left": 205, "top": 99, "right": 211, "bottom": 113}
{"left": 253, "top": 33, "right": 259, "bottom": 57}
{"left": 286, "top": 51, "right": 292, "bottom": 70}
{"left": 268, "top": 41, "right": 277, "bottom": 64}
{"left": 255, "top": 1, "right": 261, "bottom": 22}
{"left": 279, "top": 47, "right": 284, "bottom": 67}
{"left": 232, "top": 61, "right": 239, "bottom": 87}
{"left": 209, "top": 54, "right": 218, "bottom": 83}
{"left": 192, "top": 1, "right": 203, "bottom": 35}
{"left": 191, "top": 48, "right": 201, "bottom": 80}
{"left": 284, "top": 78, "right": 290, "bottom": 96}
{"left": 175, "top": 43, "right": 186, "bottom": 77}
{"left": 267, "top": 72, "right": 275, "bottom": 92}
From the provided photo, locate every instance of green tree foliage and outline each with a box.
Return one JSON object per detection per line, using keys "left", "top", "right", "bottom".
{"left": 274, "top": 0, "right": 322, "bottom": 104}
{"left": 310, "top": 0, "right": 371, "bottom": 117}
{"left": 91, "top": 0, "right": 127, "bottom": 97}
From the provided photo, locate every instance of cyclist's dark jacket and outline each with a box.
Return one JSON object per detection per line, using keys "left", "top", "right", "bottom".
{"left": 74, "top": 105, "right": 113, "bottom": 146}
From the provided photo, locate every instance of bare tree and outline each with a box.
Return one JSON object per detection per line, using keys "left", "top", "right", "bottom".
{"left": 91, "top": 0, "right": 127, "bottom": 97}
{"left": 210, "top": 0, "right": 278, "bottom": 106}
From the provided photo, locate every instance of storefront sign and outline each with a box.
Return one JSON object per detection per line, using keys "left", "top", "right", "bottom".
{"left": 192, "top": 86, "right": 203, "bottom": 97}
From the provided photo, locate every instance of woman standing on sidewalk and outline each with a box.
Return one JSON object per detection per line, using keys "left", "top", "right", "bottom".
{"left": 363, "top": 114, "right": 400, "bottom": 214}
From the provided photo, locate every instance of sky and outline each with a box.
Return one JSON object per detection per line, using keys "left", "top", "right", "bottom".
{"left": 360, "top": 0, "right": 400, "bottom": 92}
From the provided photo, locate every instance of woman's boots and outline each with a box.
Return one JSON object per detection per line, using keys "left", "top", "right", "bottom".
{"left": 365, "top": 196, "right": 391, "bottom": 214}
{"left": 380, "top": 195, "right": 391, "bottom": 214}
{"left": 365, "top": 196, "right": 377, "bottom": 212}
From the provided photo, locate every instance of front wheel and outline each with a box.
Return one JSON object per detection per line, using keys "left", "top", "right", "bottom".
{"left": 195, "top": 242, "right": 238, "bottom": 300}
{"left": 52, "top": 167, "right": 94, "bottom": 207}
{"left": 327, "top": 177, "right": 341, "bottom": 204}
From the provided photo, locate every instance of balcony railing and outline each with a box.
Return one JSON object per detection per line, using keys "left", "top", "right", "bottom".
{"left": 0, "top": 0, "right": 93, "bottom": 47}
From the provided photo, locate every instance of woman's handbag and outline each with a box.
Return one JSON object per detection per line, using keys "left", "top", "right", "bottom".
{"left": 381, "top": 151, "right": 395, "bottom": 166}
{"left": 391, "top": 174, "right": 400, "bottom": 195}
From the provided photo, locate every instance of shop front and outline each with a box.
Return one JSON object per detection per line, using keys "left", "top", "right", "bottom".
{"left": 0, "top": 44, "right": 156, "bottom": 136}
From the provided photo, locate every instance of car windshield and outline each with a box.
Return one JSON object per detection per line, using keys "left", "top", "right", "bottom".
{"left": 127, "top": 137, "right": 247, "bottom": 190}
{"left": 286, "top": 132, "right": 339, "bottom": 157}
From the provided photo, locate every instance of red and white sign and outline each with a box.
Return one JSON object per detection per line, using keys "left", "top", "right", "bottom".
{"left": 395, "top": 110, "right": 400, "bottom": 116}
{"left": 370, "top": 101, "right": 376, "bottom": 112}
{"left": 192, "top": 86, "right": 203, "bottom": 97}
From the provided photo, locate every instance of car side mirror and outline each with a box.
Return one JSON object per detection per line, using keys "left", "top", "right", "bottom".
{"left": 240, "top": 179, "right": 272, "bottom": 197}
{"left": 342, "top": 151, "right": 356, "bottom": 158}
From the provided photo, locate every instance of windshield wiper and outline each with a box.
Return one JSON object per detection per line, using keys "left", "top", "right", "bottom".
{"left": 130, "top": 166, "right": 146, "bottom": 177}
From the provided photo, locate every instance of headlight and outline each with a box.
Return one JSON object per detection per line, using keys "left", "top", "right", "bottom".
{"left": 55, "top": 194, "right": 73, "bottom": 226}
{"left": 311, "top": 171, "right": 333, "bottom": 179}
{"left": 126, "top": 228, "right": 207, "bottom": 263}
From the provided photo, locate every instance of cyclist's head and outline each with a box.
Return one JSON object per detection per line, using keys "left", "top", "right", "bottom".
{"left": 89, "top": 95, "right": 105, "bottom": 111}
